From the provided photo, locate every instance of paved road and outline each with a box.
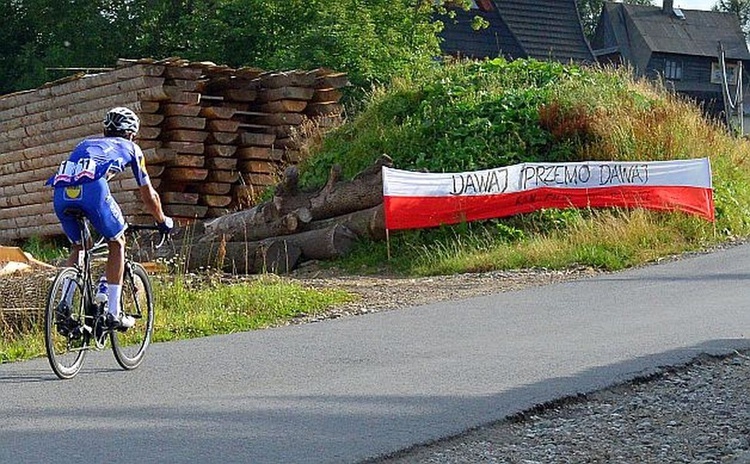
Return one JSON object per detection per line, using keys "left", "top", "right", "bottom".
{"left": 2, "top": 244, "right": 750, "bottom": 464}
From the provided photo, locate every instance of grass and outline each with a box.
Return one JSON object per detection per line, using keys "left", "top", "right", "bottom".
{"left": 0, "top": 274, "right": 353, "bottom": 364}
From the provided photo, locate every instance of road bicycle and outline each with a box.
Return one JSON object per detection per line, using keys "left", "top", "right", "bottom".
{"left": 44, "top": 209, "right": 168, "bottom": 380}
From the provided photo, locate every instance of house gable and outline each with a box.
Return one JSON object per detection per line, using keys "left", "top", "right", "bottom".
{"left": 439, "top": 0, "right": 594, "bottom": 63}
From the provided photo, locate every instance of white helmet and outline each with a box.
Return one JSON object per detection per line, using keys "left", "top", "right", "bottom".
{"left": 103, "top": 107, "right": 140, "bottom": 134}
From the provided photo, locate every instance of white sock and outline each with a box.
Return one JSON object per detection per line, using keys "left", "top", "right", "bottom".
{"left": 107, "top": 284, "right": 122, "bottom": 316}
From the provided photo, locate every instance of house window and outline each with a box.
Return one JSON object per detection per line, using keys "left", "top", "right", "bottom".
{"left": 711, "top": 62, "right": 739, "bottom": 85}
{"left": 665, "top": 60, "right": 682, "bottom": 80}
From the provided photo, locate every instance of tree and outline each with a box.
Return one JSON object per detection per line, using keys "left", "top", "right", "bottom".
{"left": 714, "top": 0, "right": 750, "bottom": 37}
{"left": 577, "top": 0, "right": 655, "bottom": 38}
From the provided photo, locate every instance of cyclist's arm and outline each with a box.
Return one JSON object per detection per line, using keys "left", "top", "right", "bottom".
{"left": 139, "top": 182, "right": 167, "bottom": 224}
{"left": 130, "top": 143, "right": 167, "bottom": 224}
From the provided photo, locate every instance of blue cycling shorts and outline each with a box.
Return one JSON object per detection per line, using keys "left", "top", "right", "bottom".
{"left": 53, "top": 177, "right": 126, "bottom": 244}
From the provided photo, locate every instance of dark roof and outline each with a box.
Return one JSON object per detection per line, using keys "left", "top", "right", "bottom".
{"left": 594, "top": 2, "right": 750, "bottom": 61}
{"left": 495, "top": 0, "right": 595, "bottom": 63}
{"left": 438, "top": 0, "right": 594, "bottom": 63}
{"left": 439, "top": 7, "right": 525, "bottom": 59}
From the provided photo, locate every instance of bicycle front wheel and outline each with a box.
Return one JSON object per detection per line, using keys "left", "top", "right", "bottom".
{"left": 44, "top": 267, "right": 89, "bottom": 379}
{"left": 111, "top": 263, "right": 154, "bottom": 370}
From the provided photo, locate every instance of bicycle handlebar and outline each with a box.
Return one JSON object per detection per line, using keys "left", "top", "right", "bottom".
{"left": 126, "top": 223, "right": 171, "bottom": 249}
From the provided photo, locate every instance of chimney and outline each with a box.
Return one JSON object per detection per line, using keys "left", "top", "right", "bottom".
{"left": 663, "top": 0, "right": 674, "bottom": 14}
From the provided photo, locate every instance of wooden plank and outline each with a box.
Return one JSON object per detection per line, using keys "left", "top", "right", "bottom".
{"left": 163, "top": 141, "right": 204, "bottom": 155}
{"left": 205, "top": 157, "right": 237, "bottom": 170}
{"left": 1, "top": 76, "right": 168, "bottom": 124}
{"left": 162, "top": 191, "right": 200, "bottom": 205}
{"left": 246, "top": 112, "right": 306, "bottom": 126}
{"left": 238, "top": 160, "right": 278, "bottom": 174}
{"left": 163, "top": 116, "right": 207, "bottom": 130}
{"left": 169, "top": 155, "right": 205, "bottom": 168}
{"left": 224, "top": 89, "right": 257, "bottom": 102}
{"left": 2, "top": 81, "right": 166, "bottom": 134}
{"left": 256, "top": 87, "right": 314, "bottom": 103}
{"left": 258, "top": 100, "right": 308, "bottom": 113}
{"left": 207, "top": 170, "right": 239, "bottom": 183}
{"left": 162, "top": 130, "right": 208, "bottom": 142}
{"left": 198, "top": 183, "right": 233, "bottom": 195}
{"left": 138, "top": 101, "right": 161, "bottom": 113}
{"left": 315, "top": 73, "right": 349, "bottom": 89}
{"left": 259, "top": 70, "right": 317, "bottom": 89}
{"left": 199, "top": 106, "right": 236, "bottom": 119}
{"left": 162, "top": 104, "right": 202, "bottom": 117}
{"left": 207, "top": 119, "right": 240, "bottom": 132}
{"left": 207, "top": 132, "right": 238, "bottom": 144}
{"left": 311, "top": 88, "right": 343, "bottom": 103}
{"left": 240, "top": 132, "right": 276, "bottom": 147}
{"left": 199, "top": 195, "right": 232, "bottom": 208}
{"left": 163, "top": 167, "right": 209, "bottom": 182}
{"left": 163, "top": 65, "right": 204, "bottom": 80}
{"left": 204, "top": 145, "right": 237, "bottom": 158}
{"left": 235, "top": 146, "right": 283, "bottom": 161}
{"left": 141, "top": 113, "right": 165, "bottom": 126}
{"left": 161, "top": 89, "right": 200, "bottom": 105}
{"left": 305, "top": 102, "right": 344, "bottom": 117}
{"left": 0, "top": 64, "right": 165, "bottom": 113}
{"left": 137, "top": 126, "right": 162, "bottom": 140}
{"left": 163, "top": 204, "right": 208, "bottom": 219}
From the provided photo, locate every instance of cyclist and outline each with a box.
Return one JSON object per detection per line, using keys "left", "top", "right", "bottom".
{"left": 47, "top": 107, "right": 173, "bottom": 330}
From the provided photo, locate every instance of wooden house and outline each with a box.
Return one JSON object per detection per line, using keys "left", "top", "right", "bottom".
{"left": 439, "top": 0, "right": 595, "bottom": 63}
{"left": 590, "top": 0, "right": 750, "bottom": 122}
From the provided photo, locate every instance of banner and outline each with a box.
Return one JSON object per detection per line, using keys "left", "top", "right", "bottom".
{"left": 382, "top": 158, "right": 714, "bottom": 230}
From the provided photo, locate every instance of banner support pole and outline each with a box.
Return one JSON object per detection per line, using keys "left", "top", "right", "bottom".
{"left": 386, "top": 228, "right": 391, "bottom": 261}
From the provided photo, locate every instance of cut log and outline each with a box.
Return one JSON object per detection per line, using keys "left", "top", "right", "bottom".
{"left": 273, "top": 155, "right": 392, "bottom": 219}
{"left": 175, "top": 223, "right": 354, "bottom": 273}
{"left": 200, "top": 202, "right": 312, "bottom": 242}
{"left": 302, "top": 204, "right": 385, "bottom": 240}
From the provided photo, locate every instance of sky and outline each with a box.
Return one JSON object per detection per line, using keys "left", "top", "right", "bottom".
{"left": 668, "top": 0, "right": 718, "bottom": 10}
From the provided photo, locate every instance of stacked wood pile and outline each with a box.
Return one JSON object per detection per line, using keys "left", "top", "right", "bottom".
{"left": 0, "top": 57, "right": 348, "bottom": 243}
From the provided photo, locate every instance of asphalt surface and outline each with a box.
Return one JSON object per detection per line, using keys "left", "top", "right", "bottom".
{"left": 2, "top": 243, "right": 750, "bottom": 463}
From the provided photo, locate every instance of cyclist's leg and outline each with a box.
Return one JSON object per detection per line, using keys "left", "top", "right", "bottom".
{"left": 53, "top": 187, "right": 85, "bottom": 309}
{"left": 85, "top": 178, "right": 129, "bottom": 321}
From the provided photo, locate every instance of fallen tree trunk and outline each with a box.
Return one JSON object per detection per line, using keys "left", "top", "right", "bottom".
{"left": 147, "top": 223, "right": 357, "bottom": 273}
{"left": 201, "top": 155, "right": 392, "bottom": 241}
{"left": 301, "top": 204, "right": 385, "bottom": 240}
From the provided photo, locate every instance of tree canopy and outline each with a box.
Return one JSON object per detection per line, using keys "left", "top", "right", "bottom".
{"left": 0, "top": 0, "right": 447, "bottom": 95}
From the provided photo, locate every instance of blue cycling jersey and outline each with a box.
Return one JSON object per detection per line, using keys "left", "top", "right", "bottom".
{"left": 46, "top": 137, "right": 150, "bottom": 187}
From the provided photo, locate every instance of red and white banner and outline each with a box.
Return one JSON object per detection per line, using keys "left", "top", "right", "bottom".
{"left": 382, "top": 158, "right": 714, "bottom": 230}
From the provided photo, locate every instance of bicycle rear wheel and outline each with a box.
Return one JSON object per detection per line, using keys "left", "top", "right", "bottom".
{"left": 111, "top": 263, "right": 154, "bottom": 370}
{"left": 44, "top": 267, "right": 89, "bottom": 379}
